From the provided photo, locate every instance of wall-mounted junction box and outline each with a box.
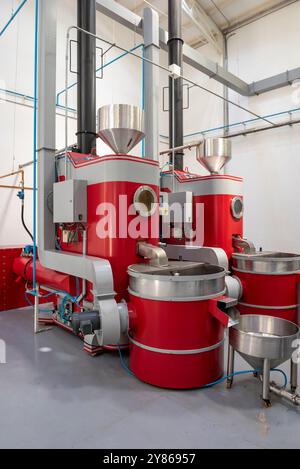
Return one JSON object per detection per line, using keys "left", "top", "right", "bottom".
{"left": 53, "top": 180, "right": 87, "bottom": 224}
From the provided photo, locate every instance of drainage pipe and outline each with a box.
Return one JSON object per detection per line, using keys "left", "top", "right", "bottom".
{"left": 270, "top": 382, "right": 300, "bottom": 405}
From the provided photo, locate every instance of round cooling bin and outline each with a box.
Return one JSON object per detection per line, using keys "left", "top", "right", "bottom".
{"left": 128, "top": 262, "right": 228, "bottom": 389}
{"left": 232, "top": 252, "right": 300, "bottom": 325}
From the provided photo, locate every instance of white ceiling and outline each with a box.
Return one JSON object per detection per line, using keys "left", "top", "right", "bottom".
{"left": 115, "top": 0, "right": 294, "bottom": 48}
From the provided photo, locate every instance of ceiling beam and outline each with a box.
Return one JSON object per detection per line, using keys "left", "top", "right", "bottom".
{"left": 182, "top": 0, "right": 224, "bottom": 54}
{"left": 95, "top": 0, "right": 300, "bottom": 97}
{"left": 223, "top": 0, "right": 299, "bottom": 34}
{"left": 96, "top": 0, "right": 249, "bottom": 95}
{"left": 249, "top": 67, "right": 300, "bottom": 95}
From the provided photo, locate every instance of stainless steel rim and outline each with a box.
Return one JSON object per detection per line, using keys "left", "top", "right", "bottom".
{"left": 233, "top": 267, "right": 300, "bottom": 276}
{"left": 229, "top": 315, "right": 300, "bottom": 368}
{"left": 239, "top": 302, "right": 299, "bottom": 311}
{"left": 128, "top": 269, "right": 226, "bottom": 282}
{"left": 128, "top": 288, "right": 227, "bottom": 302}
{"left": 128, "top": 262, "right": 226, "bottom": 283}
{"left": 129, "top": 336, "right": 225, "bottom": 355}
{"left": 128, "top": 262, "right": 227, "bottom": 301}
{"left": 231, "top": 315, "right": 299, "bottom": 340}
{"left": 232, "top": 252, "right": 300, "bottom": 275}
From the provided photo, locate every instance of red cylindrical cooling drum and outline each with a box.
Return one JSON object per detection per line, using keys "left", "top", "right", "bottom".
{"left": 128, "top": 262, "right": 227, "bottom": 389}
{"left": 232, "top": 252, "right": 300, "bottom": 325}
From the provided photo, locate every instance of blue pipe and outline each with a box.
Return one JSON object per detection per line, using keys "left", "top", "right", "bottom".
{"left": 2, "top": 82, "right": 300, "bottom": 142}
{"left": 182, "top": 106, "right": 300, "bottom": 139}
{"left": 0, "top": 87, "right": 33, "bottom": 101}
{"left": 56, "top": 43, "right": 144, "bottom": 107}
{"left": 7, "top": 73, "right": 294, "bottom": 140}
{"left": 32, "top": 0, "right": 39, "bottom": 292}
{"left": 0, "top": 0, "right": 28, "bottom": 37}
{"left": 0, "top": 87, "right": 76, "bottom": 113}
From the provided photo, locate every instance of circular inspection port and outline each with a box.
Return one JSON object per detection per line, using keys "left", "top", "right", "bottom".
{"left": 231, "top": 197, "right": 244, "bottom": 220}
{"left": 133, "top": 186, "right": 157, "bottom": 218}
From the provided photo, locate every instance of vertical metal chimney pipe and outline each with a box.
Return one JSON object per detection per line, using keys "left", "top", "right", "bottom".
{"left": 77, "top": 0, "right": 96, "bottom": 154}
{"left": 168, "top": 0, "right": 184, "bottom": 171}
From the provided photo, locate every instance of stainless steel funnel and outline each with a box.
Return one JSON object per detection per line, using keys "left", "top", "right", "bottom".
{"left": 229, "top": 315, "right": 299, "bottom": 370}
{"left": 197, "top": 138, "right": 232, "bottom": 174}
{"left": 97, "top": 104, "right": 145, "bottom": 154}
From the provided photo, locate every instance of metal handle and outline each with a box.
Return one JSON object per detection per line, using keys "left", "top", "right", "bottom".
{"left": 162, "top": 83, "right": 190, "bottom": 112}
{"left": 96, "top": 46, "right": 104, "bottom": 79}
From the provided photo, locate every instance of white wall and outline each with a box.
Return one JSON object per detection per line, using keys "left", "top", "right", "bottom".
{"left": 172, "top": 1, "right": 300, "bottom": 254}
{"left": 159, "top": 43, "right": 224, "bottom": 174}
{"left": 0, "top": 0, "right": 299, "bottom": 253}
{"left": 225, "top": 1, "right": 300, "bottom": 253}
{"left": 0, "top": 0, "right": 144, "bottom": 246}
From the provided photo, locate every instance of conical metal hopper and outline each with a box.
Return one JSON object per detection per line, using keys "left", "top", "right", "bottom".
{"left": 97, "top": 104, "right": 145, "bottom": 155}
{"left": 229, "top": 315, "right": 299, "bottom": 370}
{"left": 197, "top": 138, "right": 232, "bottom": 174}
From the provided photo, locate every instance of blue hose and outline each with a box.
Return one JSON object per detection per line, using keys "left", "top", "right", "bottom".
{"left": 117, "top": 346, "right": 288, "bottom": 389}
{"left": 27, "top": 288, "right": 80, "bottom": 305}
{"left": 25, "top": 292, "right": 53, "bottom": 314}
{"left": 27, "top": 288, "right": 80, "bottom": 323}
{"left": 117, "top": 345, "right": 135, "bottom": 378}
{"left": 59, "top": 293, "right": 81, "bottom": 323}
{"left": 202, "top": 368, "right": 288, "bottom": 389}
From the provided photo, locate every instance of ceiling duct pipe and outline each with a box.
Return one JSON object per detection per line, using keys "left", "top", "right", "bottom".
{"left": 77, "top": 0, "right": 96, "bottom": 154}
{"left": 168, "top": 0, "right": 184, "bottom": 171}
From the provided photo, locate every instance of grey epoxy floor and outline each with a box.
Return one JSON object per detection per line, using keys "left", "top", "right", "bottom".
{"left": 0, "top": 308, "right": 299, "bottom": 449}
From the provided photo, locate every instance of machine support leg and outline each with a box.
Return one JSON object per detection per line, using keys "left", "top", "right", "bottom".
{"left": 34, "top": 284, "right": 52, "bottom": 335}
{"left": 226, "top": 344, "right": 235, "bottom": 389}
{"left": 291, "top": 360, "right": 298, "bottom": 394}
{"left": 34, "top": 284, "right": 40, "bottom": 334}
{"left": 262, "top": 358, "right": 271, "bottom": 407}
